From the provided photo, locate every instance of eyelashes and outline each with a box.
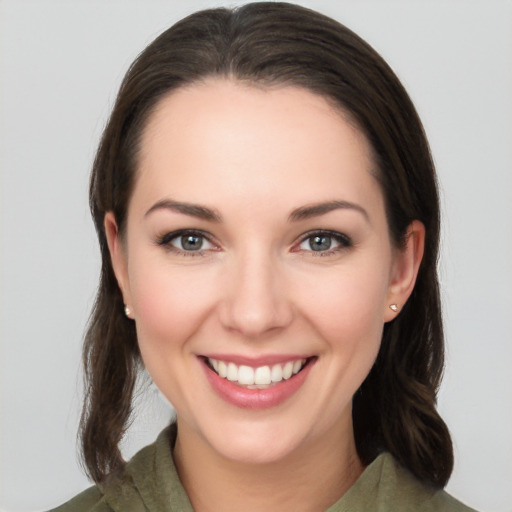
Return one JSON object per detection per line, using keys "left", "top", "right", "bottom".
{"left": 294, "top": 230, "right": 353, "bottom": 256}
{"left": 156, "top": 229, "right": 217, "bottom": 256}
{"left": 155, "top": 229, "right": 353, "bottom": 257}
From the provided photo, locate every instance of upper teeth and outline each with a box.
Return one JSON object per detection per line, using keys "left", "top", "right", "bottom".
{"left": 208, "top": 358, "right": 306, "bottom": 387}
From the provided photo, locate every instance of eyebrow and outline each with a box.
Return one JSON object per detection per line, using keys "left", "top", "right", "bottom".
{"left": 288, "top": 200, "right": 369, "bottom": 223}
{"left": 145, "top": 198, "right": 368, "bottom": 224}
{"left": 145, "top": 199, "right": 222, "bottom": 222}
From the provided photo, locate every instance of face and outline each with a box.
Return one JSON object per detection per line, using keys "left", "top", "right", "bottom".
{"left": 106, "top": 80, "right": 423, "bottom": 465}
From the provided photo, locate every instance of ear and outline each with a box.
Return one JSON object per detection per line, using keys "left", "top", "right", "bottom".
{"left": 104, "top": 212, "right": 133, "bottom": 317}
{"left": 384, "top": 220, "right": 425, "bottom": 322}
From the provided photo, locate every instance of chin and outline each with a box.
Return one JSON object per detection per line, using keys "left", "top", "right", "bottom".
{"left": 198, "top": 415, "right": 315, "bottom": 466}
{"left": 213, "top": 436, "right": 299, "bottom": 466}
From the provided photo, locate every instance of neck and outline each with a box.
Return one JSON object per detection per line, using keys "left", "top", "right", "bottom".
{"left": 173, "top": 417, "right": 363, "bottom": 512}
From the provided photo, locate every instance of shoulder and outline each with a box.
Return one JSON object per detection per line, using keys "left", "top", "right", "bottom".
{"left": 47, "top": 425, "right": 192, "bottom": 512}
{"left": 46, "top": 454, "right": 151, "bottom": 512}
{"left": 378, "top": 454, "right": 478, "bottom": 512}
{"left": 46, "top": 435, "right": 159, "bottom": 512}
{"left": 47, "top": 459, "right": 151, "bottom": 512}
{"left": 329, "top": 453, "right": 478, "bottom": 512}
{"left": 47, "top": 485, "right": 110, "bottom": 512}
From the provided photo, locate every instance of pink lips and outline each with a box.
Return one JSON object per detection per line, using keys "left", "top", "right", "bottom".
{"left": 200, "top": 355, "right": 315, "bottom": 410}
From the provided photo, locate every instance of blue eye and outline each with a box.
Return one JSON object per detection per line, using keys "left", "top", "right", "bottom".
{"left": 305, "top": 234, "right": 333, "bottom": 252}
{"left": 297, "top": 231, "right": 351, "bottom": 254}
{"left": 174, "top": 233, "right": 209, "bottom": 251}
{"left": 157, "top": 230, "right": 214, "bottom": 254}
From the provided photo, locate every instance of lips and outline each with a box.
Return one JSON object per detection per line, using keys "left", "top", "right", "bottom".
{"left": 200, "top": 355, "right": 315, "bottom": 409}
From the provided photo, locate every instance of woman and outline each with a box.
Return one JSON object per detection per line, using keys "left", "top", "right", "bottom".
{"left": 52, "top": 2, "right": 476, "bottom": 511}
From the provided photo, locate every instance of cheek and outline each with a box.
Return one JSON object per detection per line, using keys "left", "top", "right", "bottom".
{"left": 295, "top": 259, "right": 390, "bottom": 354}
{"left": 129, "top": 259, "right": 219, "bottom": 353}
{"left": 127, "top": 260, "right": 222, "bottom": 411}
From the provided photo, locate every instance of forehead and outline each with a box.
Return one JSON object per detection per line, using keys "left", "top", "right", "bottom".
{"left": 141, "top": 79, "right": 363, "bottom": 156}
{"left": 133, "top": 79, "right": 382, "bottom": 218}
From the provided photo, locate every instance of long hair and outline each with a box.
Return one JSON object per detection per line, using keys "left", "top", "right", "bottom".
{"left": 81, "top": 2, "right": 453, "bottom": 486}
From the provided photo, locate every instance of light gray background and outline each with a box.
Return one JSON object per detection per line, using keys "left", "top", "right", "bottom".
{"left": 1, "top": 1, "right": 511, "bottom": 511}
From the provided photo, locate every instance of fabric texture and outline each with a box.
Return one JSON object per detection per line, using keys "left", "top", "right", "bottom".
{"left": 50, "top": 426, "right": 476, "bottom": 512}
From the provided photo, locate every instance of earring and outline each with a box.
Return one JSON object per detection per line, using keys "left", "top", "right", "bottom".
{"left": 124, "top": 305, "right": 132, "bottom": 317}
{"left": 389, "top": 304, "right": 399, "bottom": 312}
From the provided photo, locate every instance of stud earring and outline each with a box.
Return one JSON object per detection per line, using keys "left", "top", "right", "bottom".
{"left": 389, "top": 304, "right": 399, "bottom": 312}
{"left": 124, "top": 305, "right": 132, "bottom": 317}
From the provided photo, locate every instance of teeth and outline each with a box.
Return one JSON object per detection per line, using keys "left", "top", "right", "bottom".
{"left": 238, "top": 365, "right": 254, "bottom": 385}
{"left": 208, "top": 357, "right": 307, "bottom": 387}
{"left": 282, "top": 361, "right": 293, "bottom": 379}
{"left": 271, "top": 364, "right": 283, "bottom": 382}
{"left": 254, "top": 366, "right": 271, "bottom": 385}
{"left": 218, "top": 360, "right": 227, "bottom": 378}
{"left": 227, "top": 362, "right": 238, "bottom": 381}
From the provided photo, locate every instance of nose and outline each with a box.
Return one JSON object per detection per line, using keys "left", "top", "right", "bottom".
{"left": 218, "top": 249, "right": 294, "bottom": 338}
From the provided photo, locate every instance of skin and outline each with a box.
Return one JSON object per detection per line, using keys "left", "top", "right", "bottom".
{"left": 105, "top": 79, "right": 424, "bottom": 511}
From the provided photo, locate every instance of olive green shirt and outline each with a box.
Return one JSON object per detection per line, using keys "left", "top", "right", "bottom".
{"left": 50, "top": 427, "right": 476, "bottom": 512}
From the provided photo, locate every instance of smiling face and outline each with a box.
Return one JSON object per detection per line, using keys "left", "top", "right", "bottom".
{"left": 105, "top": 79, "right": 423, "bottom": 467}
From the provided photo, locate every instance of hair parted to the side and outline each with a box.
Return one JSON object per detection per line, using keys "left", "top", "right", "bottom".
{"left": 82, "top": 1, "right": 453, "bottom": 487}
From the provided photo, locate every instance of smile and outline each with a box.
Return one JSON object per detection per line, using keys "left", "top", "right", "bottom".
{"left": 207, "top": 357, "right": 308, "bottom": 388}
{"left": 200, "top": 355, "right": 316, "bottom": 409}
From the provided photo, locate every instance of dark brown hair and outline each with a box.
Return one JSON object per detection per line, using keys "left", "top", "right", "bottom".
{"left": 81, "top": 1, "right": 453, "bottom": 487}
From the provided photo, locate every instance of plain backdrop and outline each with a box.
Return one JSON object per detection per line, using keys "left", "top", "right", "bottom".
{"left": 1, "top": 1, "right": 511, "bottom": 511}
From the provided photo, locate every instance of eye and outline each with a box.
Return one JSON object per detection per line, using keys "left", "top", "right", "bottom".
{"left": 173, "top": 233, "right": 211, "bottom": 251}
{"left": 295, "top": 230, "right": 352, "bottom": 255}
{"left": 157, "top": 230, "right": 216, "bottom": 255}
